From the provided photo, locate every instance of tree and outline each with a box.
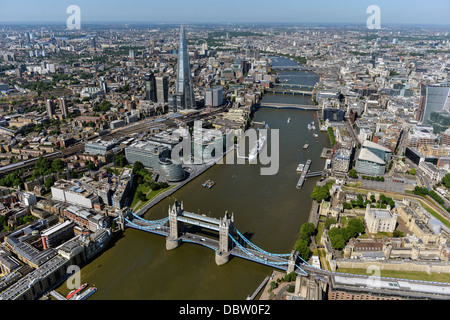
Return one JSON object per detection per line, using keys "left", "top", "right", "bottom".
{"left": 294, "top": 238, "right": 310, "bottom": 261}
{"left": 270, "top": 281, "right": 278, "bottom": 290}
{"left": 12, "top": 178, "right": 22, "bottom": 188}
{"left": 93, "top": 100, "right": 112, "bottom": 112}
{"left": 282, "top": 272, "right": 297, "bottom": 282}
{"left": 346, "top": 218, "right": 365, "bottom": 238}
{"left": 311, "top": 185, "right": 331, "bottom": 202}
{"left": 52, "top": 159, "right": 65, "bottom": 172}
{"left": 342, "top": 202, "right": 352, "bottom": 210}
{"left": 348, "top": 169, "right": 358, "bottom": 179}
{"left": 150, "top": 182, "right": 160, "bottom": 191}
{"left": 133, "top": 161, "right": 144, "bottom": 173}
{"left": 442, "top": 173, "right": 450, "bottom": 188}
{"left": 115, "top": 153, "right": 128, "bottom": 167}
{"left": 300, "top": 223, "right": 315, "bottom": 239}
{"left": 325, "top": 218, "right": 337, "bottom": 230}
{"left": 159, "top": 181, "right": 169, "bottom": 189}
{"left": 328, "top": 228, "right": 346, "bottom": 250}
{"left": 136, "top": 190, "right": 147, "bottom": 202}
{"left": 45, "top": 177, "right": 55, "bottom": 190}
{"left": 393, "top": 230, "right": 404, "bottom": 238}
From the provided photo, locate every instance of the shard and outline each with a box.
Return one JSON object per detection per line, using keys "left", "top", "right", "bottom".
{"left": 175, "top": 25, "right": 195, "bottom": 109}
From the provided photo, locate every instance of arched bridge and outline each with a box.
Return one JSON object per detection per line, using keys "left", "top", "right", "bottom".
{"left": 117, "top": 201, "right": 310, "bottom": 275}
{"left": 271, "top": 66, "right": 315, "bottom": 71}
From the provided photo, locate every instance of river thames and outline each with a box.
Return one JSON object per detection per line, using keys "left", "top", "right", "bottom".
{"left": 56, "top": 57, "right": 328, "bottom": 300}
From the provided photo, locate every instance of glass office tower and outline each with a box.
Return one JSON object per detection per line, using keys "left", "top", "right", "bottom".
{"left": 176, "top": 25, "right": 195, "bottom": 110}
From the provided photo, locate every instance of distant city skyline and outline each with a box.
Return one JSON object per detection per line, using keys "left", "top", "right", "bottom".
{"left": 1, "top": 0, "right": 450, "bottom": 26}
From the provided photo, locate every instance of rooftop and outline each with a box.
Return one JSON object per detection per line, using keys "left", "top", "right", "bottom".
{"left": 358, "top": 148, "right": 385, "bottom": 165}
{"left": 362, "top": 140, "right": 392, "bottom": 153}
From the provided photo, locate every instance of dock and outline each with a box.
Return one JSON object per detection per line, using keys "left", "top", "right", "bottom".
{"left": 247, "top": 276, "right": 270, "bottom": 300}
{"left": 296, "top": 159, "right": 312, "bottom": 189}
{"left": 49, "top": 290, "right": 67, "bottom": 300}
{"left": 320, "top": 148, "right": 332, "bottom": 158}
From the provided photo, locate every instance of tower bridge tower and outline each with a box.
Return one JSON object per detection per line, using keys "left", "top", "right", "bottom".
{"left": 166, "top": 201, "right": 183, "bottom": 250}
{"left": 215, "top": 211, "right": 234, "bottom": 266}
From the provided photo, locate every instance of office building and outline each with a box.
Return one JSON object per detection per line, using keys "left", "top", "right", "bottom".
{"left": 175, "top": 25, "right": 195, "bottom": 110}
{"left": 145, "top": 73, "right": 157, "bottom": 102}
{"left": 158, "top": 158, "right": 186, "bottom": 182}
{"left": 111, "top": 168, "right": 134, "bottom": 209}
{"left": 90, "top": 37, "right": 96, "bottom": 48}
{"left": 332, "top": 148, "right": 351, "bottom": 173}
{"left": 84, "top": 139, "right": 118, "bottom": 156}
{"left": 416, "top": 84, "right": 450, "bottom": 127}
{"left": 58, "top": 97, "right": 68, "bottom": 118}
{"left": 22, "top": 192, "right": 37, "bottom": 206}
{"left": 323, "top": 108, "right": 346, "bottom": 122}
{"left": 407, "top": 125, "right": 439, "bottom": 148}
{"left": 361, "top": 140, "right": 392, "bottom": 163}
{"left": 100, "top": 77, "right": 108, "bottom": 94}
{"left": 125, "top": 140, "right": 184, "bottom": 182}
{"left": 63, "top": 205, "right": 108, "bottom": 232}
{"left": 405, "top": 147, "right": 438, "bottom": 166}
{"left": 110, "top": 120, "right": 125, "bottom": 129}
{"left": 419, "top": 161, "right": 447, "bottom": 181}
{"left": 441, "top": 128, "right": 450, "bottom": 146}
{"left": 355, "top": 148, "right": 386, "bottom": 176}
{"left": 46, "top": 99, "right": 55, "bottom": 118}
{"left": 51, "top": 180, "right": 100, "bottom": 209}
{"left": 204, "top": 86, "right": 223, "bottom": 108}
{"left": 156, "top": 76, "right": 169, "bottom": 104}
{"left": 41, "top": 220, "right": 75, "bottom": 250}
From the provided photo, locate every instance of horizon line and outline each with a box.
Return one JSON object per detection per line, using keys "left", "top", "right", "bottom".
{"left": 1, "top": 21, "right": 450, "bottom": 28}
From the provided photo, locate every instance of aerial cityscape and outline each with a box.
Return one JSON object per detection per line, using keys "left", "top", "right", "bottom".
{"left": 0, "top": 0, "right": 450, "bottom": 306}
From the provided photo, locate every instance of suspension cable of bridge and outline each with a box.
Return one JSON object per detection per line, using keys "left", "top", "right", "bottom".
{"left": 233, "top": 227, "right": 291, "bottom": 257}
{"left": 229, "top": 235, "right": 289, "bottom": 266}
{"left": 130, "top": 211, "right": 169, "bottom": 225}
{"left": 294, "top": 264, "right": 309, "bottom": 275}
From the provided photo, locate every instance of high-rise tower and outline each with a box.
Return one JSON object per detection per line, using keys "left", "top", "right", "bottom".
{"left": 156, "top": 76, "right": 169, "bottom": 104}
{"left": 58, "top": 97, "right": 68, "bottom": 118}
{"left": 46, "top": 99, "right": 55, "bottom": 118}
{"left": 175, "top": 25, "right": 195, "bottom": 110}
{"left": 145, "top": 73, "right": 157, "bottom": 102}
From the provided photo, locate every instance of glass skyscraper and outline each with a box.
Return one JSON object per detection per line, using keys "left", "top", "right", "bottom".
{"left": 175, "top": 25, "right": 195, "bottom": 110}
{"left": 416, "top": 84, "right": 450, "bottom": 127}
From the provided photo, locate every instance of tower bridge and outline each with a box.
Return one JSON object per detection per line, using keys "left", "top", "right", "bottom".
{"left": 117, "top": 201, "right": 450, "bottom": 299}
{"left": 118, "top": 201, "right": 309, "bottom": 274}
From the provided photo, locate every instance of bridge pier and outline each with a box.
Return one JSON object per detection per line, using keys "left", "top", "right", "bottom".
{"left": 166, "top": 201, "right": 183, "bottom": 250}
{"left": 288, "top": 250, "right": 299, "bottom": 274}
{"left": 117, "top": 208, "right": 131, "bottom": 231}
{"left": 215, "top": 251, "right": 231, "bottom": 266}
{"left": 215, "top": 211, "right": 234, "bottom": 266}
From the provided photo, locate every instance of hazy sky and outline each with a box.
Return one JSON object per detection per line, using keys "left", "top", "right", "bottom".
{"left": 0, "top": 0, "right": 449, "bottom": 25}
